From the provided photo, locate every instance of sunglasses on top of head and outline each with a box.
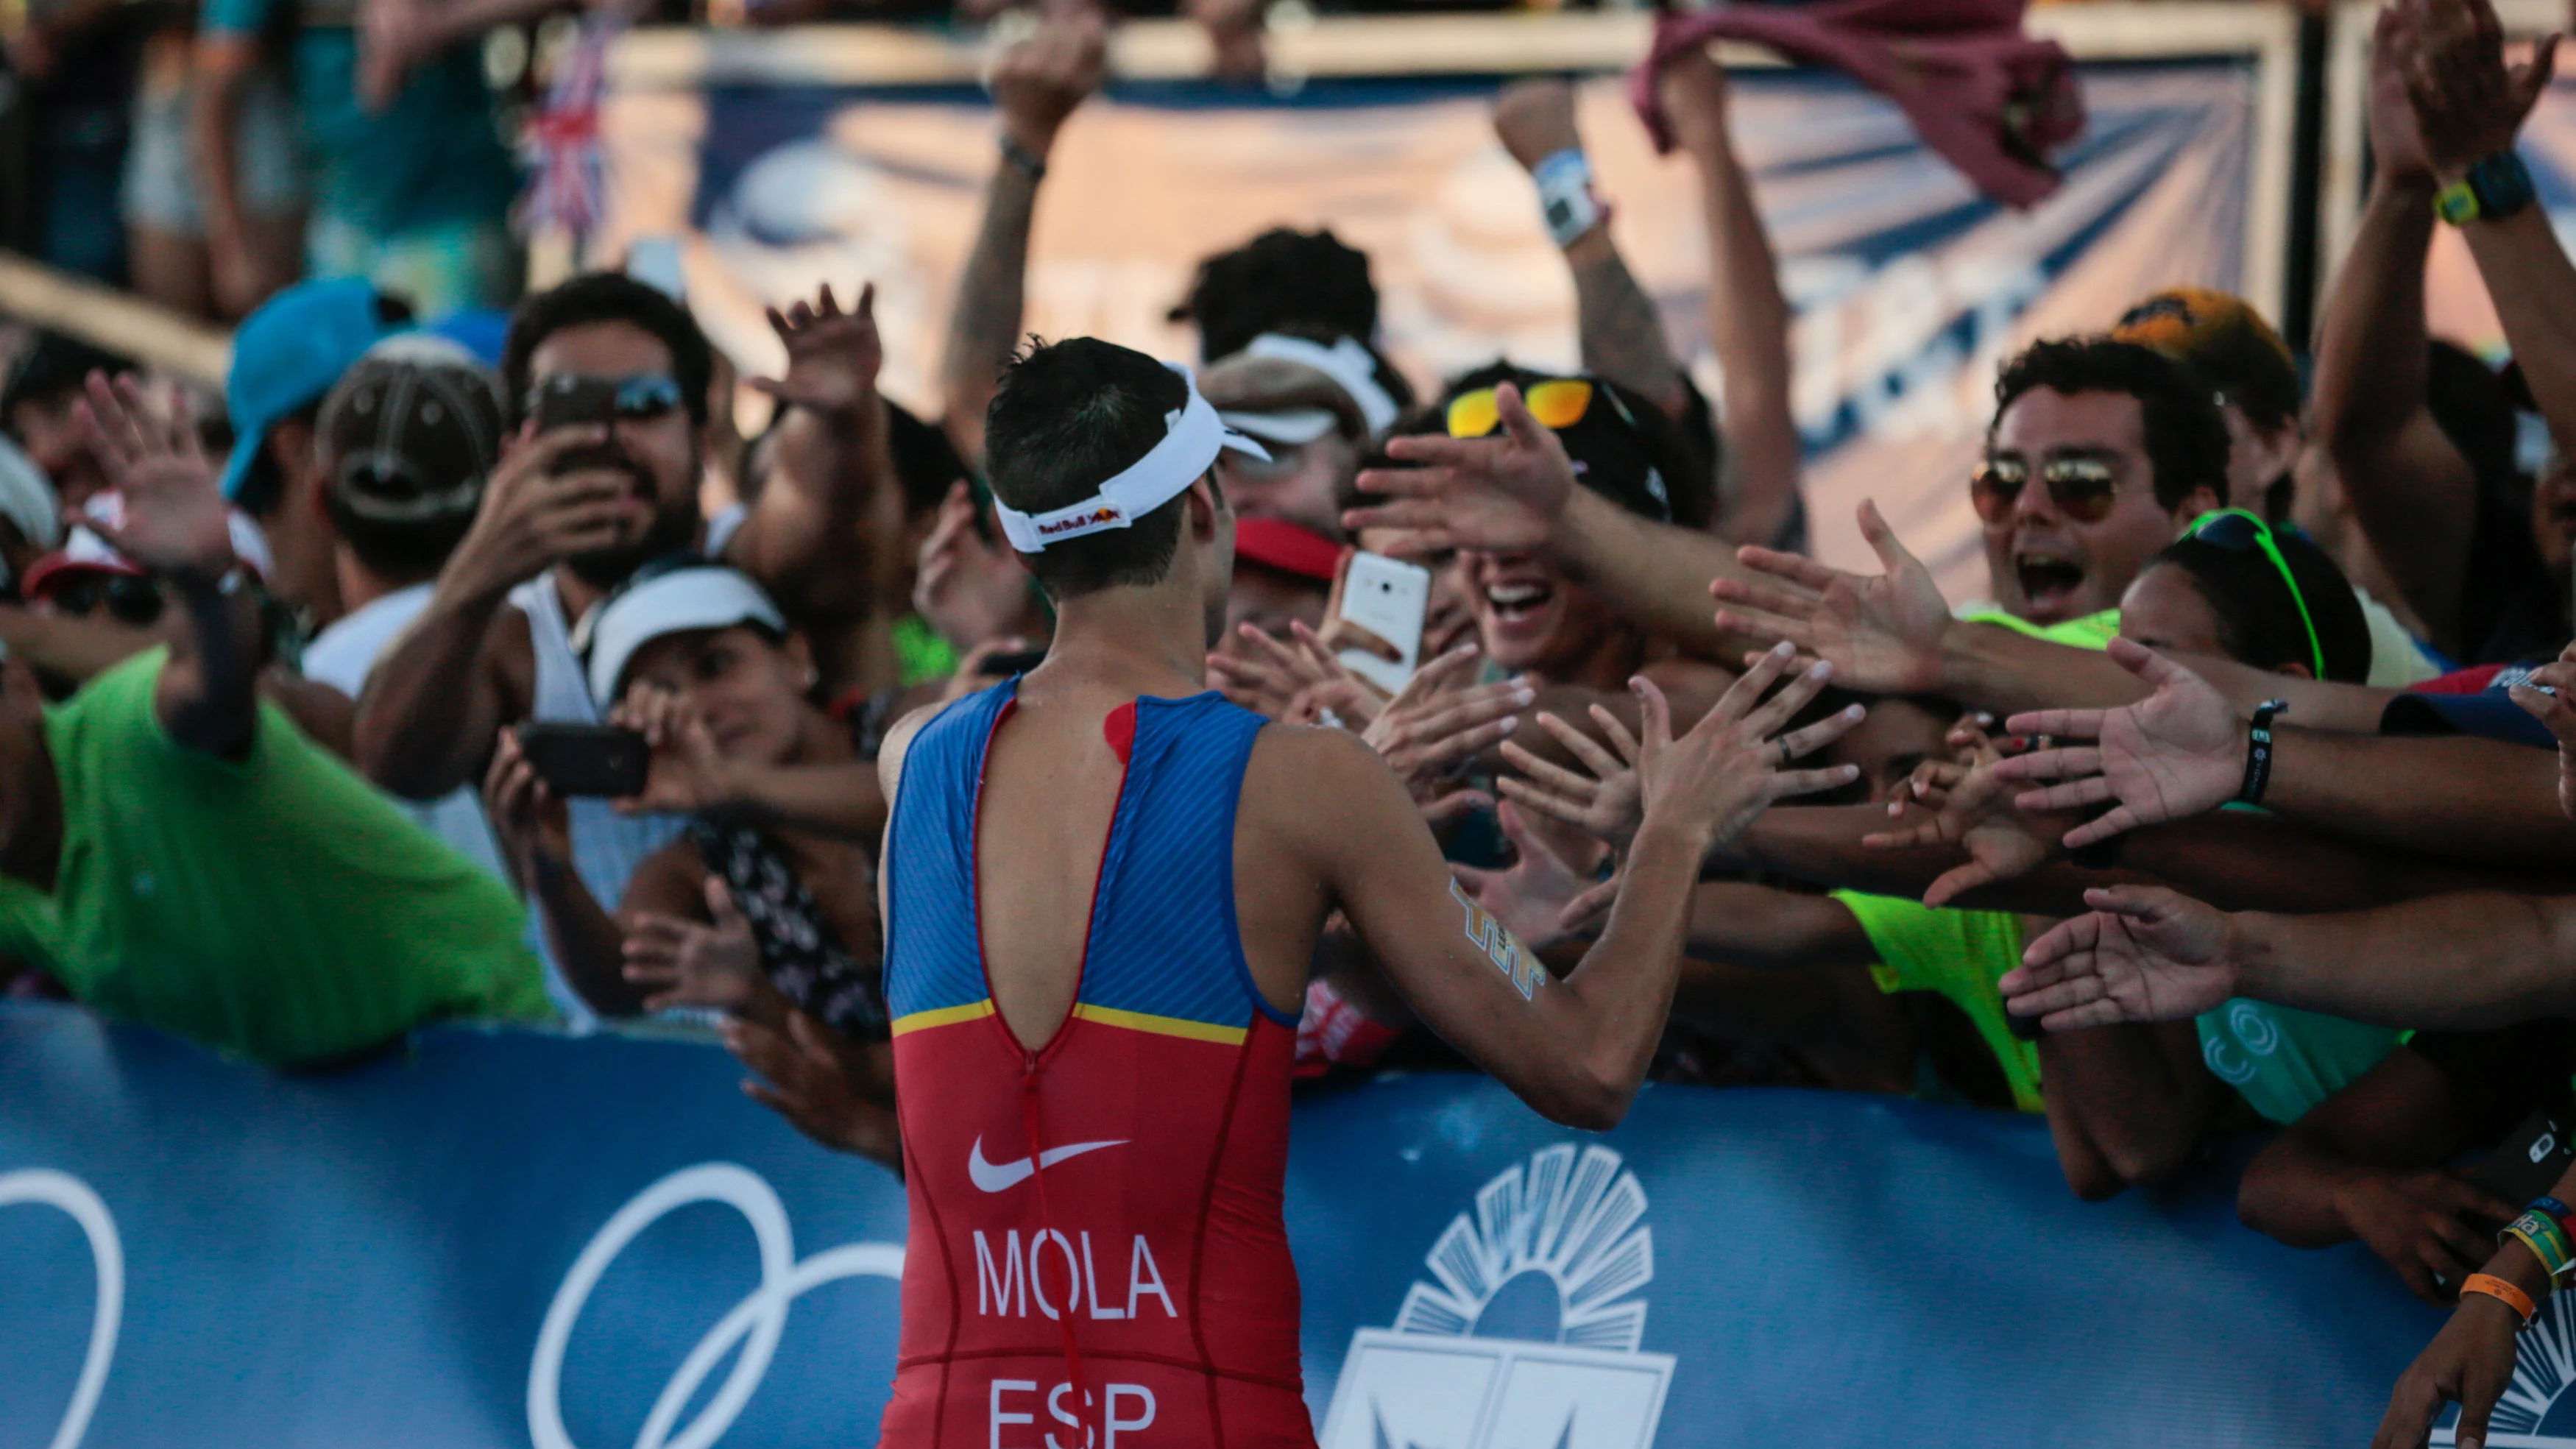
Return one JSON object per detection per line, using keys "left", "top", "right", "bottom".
{"left": 1970, "top": 455, "right": 2123, "bottom": 525}
{"left": 2182, "top": 506, "right": 2326, "bottom": 679}
{"left": 1446, "top": 379, "right": 1595, "bottom": 439}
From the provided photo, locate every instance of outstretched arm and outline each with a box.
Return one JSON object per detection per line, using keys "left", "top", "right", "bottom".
{"left": 941, "top": 16, "right": 1104, "bottom": 471}
{"left": 1492, "top": 79, "right": 1691, "bottom": 418}
{"left": 1285, "top": 654, "right": 1861, "bottom": 1127}
{"left": 1655, "top": 45, "right": 1800, "bottom": 547}
{"left": 2005, "top": 884, "right": 2576, "bottom": 1033}
{"left": 2313, "top": 7, "right": 2479, "bottom": 651}
{"left": 723, "top": 283, "right": 899, "bottom": 625}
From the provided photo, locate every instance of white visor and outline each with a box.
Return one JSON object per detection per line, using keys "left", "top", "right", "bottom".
{"left": 577, "top": 564, "right": 788, "bottom": 709}
{"left": 1244, "top": 333, "right": 1401, "bottom": 436}
{"left": 993, "top": 364, "right": 1270, "bottom": 554}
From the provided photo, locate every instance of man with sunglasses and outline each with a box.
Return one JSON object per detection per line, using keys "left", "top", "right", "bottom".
{"left": 354, "top": 272, "right": 904, "bottom": 1023}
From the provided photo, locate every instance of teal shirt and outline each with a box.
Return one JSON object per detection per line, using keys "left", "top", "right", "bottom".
{"left": 2195, "top": 999, "right": 2402, "bottom": 1124}
{"left": 200, "top": 0, "right": 517, "bottom": 236}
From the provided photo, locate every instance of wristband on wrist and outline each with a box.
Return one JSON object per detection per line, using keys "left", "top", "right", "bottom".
{"left": 2235, "top": 700, "right": 2285, "bottom": 807}
{"left": 2504, "top": 1212, "right": 2574, "bottom": 1282}
{"left": 1532, "top": 149, "right": 1605, "bottom": 249}
{"left": 2464, "top": 1272, "right": 2541, "bottom": 1326}
{"left": 2435, "top": 149, "right": 2537, "bottom": 226}
{"left": 998, "top": 132, "right": 1048, "bottom": 182}
{"left": 2536, "top": 1195, "right": 2576, "bottom": 1230}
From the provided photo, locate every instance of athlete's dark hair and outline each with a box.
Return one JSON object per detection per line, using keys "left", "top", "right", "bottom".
{"left": 984, "top": 338, "right": 1220, "bottom": 598}
{"left": 501, "top": 272, "right": 713, "bottom": 429}
{"left": 1989, "top": 338, "right": 2231, "bottom": 514}
{"left": 2149, "top": 525, "right": 2371, "bottom": 683}
{"left": 1173, "top": 229, "right": 1379, "bottom": 364}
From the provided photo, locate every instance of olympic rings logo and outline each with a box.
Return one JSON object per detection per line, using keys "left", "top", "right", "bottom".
{"left": 528, "top": 1162, "right": 903, "bottom": 1449}
{"left": 1, "top": 1169, "right": 124, "bottom": 1449}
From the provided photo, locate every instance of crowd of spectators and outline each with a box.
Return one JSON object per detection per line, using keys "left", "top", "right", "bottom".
{"left": 8, "top": 0, "right": 2576, "bottom": 1438}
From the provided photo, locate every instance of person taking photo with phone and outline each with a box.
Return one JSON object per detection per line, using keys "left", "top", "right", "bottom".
{"left": 484, "top": 561, "right": 898, "bottom": 1165}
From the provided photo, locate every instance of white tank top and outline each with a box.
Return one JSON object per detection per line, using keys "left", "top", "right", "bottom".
{"left": 506, "top": 507, "right": 746, "bottom": 1028}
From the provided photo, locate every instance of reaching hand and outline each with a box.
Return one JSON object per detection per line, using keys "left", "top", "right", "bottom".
{"left": 1209, "top": 620, "right": 1384, "bottom": 725}
{"left": 914, "top": 481, "right": 1033, "bottom": 653}
{"left": 77, "top": 374, "right": 233, "bottom": 586}
{"left": 2368, "top": 4, "right": 2439, "bottom": 185}
{"left": 1450, "top": 801, "right": 1597, "bottom": 954}
{"left": 1992, "top": 637, "right": 2244, "bottom": 848}
{"left": 723, "top": 1009, "right": 901, "bottom": 1166}
{"left": 1649, "top": 38, "right": 1734, "bottom": 153}
{"left": 2508, "top": 641, "right": 2576, "bottom": 819}
{"left": 990, "top": 13, "right": 1107, "bottom": 157}
{"left": 1344, "top": 383, "right": 1575, "bottom": 558}
{"left": 1709, "top": 500, "right": 1953, "bottom": 695}
{"left": 1497, "top": 702, "right": 1645, "bottom": 854}
{"left": 2336, "top": 1168, "right": 2518, "bottom": 1307}
{"left": 623, "top": 878, "right": 776, "bottom": 1016}
{"left": 2000, "top": 885, "right": 2240, "bottom": 1030}
{"left": 2371, "top": 1277, "right": 2530, "bottom": 1449}
{"left": 484, "top": 730, "right": 573, "bottom": 882}
{"left": 1863, "top": 754, "right": 2073, "bottom": 910}
{"left": 611, "top": 685, "right": 737, "bottom": 816}
{"left": 2393, "top": 0, "right": 2558, "bottom": 179}
{"left": 1629, "top": 642, "right": 1867, "bottom": 852}
{"left": 1493, "top": 77, "right": 1585, "bottom": 173}
{"left": 750, "top": 283, "right": 881, "bottom": 419}
{"left": 1360, "top": 642, "right": 1532, "bottom": 797}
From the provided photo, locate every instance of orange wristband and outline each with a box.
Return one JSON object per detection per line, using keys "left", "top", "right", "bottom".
{"left": 2463, "top": 1272, "right": 2539, "bottom": 1326}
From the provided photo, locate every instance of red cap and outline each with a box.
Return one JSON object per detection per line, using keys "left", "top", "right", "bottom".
{"left": 1233, "top": 517, "right": 1342, "bottom": 582}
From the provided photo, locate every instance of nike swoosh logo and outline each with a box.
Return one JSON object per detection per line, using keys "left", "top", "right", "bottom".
{"left": 967, "top": 1136, "right": 1128, "bottom": 1193}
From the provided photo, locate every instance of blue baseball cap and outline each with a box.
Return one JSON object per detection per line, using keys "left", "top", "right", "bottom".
{"left": 220, "top": 279, "right": 404, "bottom": 502}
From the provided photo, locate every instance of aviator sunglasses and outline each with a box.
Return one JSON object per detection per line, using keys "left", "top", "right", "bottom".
{"left": 1970, "top": 454, "right": 2123, "bottom": 525}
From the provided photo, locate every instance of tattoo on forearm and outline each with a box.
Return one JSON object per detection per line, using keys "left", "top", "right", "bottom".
{"left": 1451, "top": 879, "right": 1547, "bottom": 1000}
{"left": 1574, "top": 247, "right": 1682, "bottom": 407}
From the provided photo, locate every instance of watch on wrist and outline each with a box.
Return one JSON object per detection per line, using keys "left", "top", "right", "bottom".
{"left": 2235, "top": 699, "right": 2287, "bottom": 807}
{"left": 2435, "top": 149, "right": 2537, "bottom": 226}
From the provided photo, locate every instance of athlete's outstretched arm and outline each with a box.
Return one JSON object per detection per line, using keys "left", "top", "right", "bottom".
{"left": 1269, "top": 648, "right": 1864, "bottom": 1128}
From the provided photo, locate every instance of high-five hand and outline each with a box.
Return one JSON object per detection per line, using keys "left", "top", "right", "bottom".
{"left": 1991, "top": 636, "right": 2245, "bottom": 847}
{"left": 1708, "top": 500, "right": 1953, "bottom": 695}
{"left": 2000, "top": 885, "right": 2240, "bottom": 1030}
{"left": 1345, "top": 383, "right": 1575, "bottom": 557}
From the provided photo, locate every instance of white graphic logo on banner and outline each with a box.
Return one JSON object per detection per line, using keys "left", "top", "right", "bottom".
{"left": 1319, "top": 1144, "right": 1675, "bottom": 1449}
{"left": 530, "top": 1161, "right": 902, "bottom": 1449}
{"left": 2433, "top": 1290, "right": 2576, "bottom": 1447}
{"left": 1, "top": 1168, "right": 123, "bottom": 1449}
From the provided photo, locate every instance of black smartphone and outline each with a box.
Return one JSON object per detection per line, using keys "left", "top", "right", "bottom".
{"left": 526, "top": 377, "right": 629, "bottom": 478}
{"left": 515, "top": 722, "right": 651, "bottom": 798}
{"left": 2469, "top": 1101, "right": 2575, "bottom": 1214}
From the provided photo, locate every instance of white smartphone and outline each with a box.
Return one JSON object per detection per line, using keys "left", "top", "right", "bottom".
{"left": 1336, "top": 551, "right": 1432, "bottom": 695}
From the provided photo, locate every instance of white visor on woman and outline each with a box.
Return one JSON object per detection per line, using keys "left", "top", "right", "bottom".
{"left": 993, "top": 364, "right": 1270, "bottom": 554}
{"left": 578, "top": 564, "right": 788, "bottom": 709}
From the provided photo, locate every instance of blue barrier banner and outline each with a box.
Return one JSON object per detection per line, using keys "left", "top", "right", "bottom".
{"left": 594, "top": 58, "right": 2260, "bottom": 600}
{"left": 0, "top": 1000, "right": 2505, "bottom": 1448}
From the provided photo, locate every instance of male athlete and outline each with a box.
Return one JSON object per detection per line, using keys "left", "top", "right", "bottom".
{"left": 874, "top": 338, "right": 1863, "bottom": 1448}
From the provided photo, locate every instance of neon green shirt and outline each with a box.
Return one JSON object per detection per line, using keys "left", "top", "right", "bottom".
{"left": 1833, "top": 890, "right": 2044, "bottom": 1113}
{"left": 1956, "top": 606, "right": 2123, "bottom": 651}
{"left": 0, "top": 651, "right": 550, "bottom": 1066}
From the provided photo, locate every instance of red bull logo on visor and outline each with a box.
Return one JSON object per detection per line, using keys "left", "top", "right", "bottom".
{"left": 1038, "top": 507, "right": 1124, "bottom": 536}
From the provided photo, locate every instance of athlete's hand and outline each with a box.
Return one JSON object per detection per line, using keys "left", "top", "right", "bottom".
{"left": 2001, "top": 885, "right": 2240, "bottom": 1030}
{"left": 1992, "top": 637, "right": 2246, "bottom": 848}
{"left": 1632, "top": 642, "right": 1867, "bottom": 853}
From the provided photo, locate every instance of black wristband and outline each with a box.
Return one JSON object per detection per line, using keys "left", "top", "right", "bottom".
{"left": 998, "top": 133, "right": 1048, "bottom": 182}
{"left": 2236, "top": 699, "right": 2286, "bottom": 807}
